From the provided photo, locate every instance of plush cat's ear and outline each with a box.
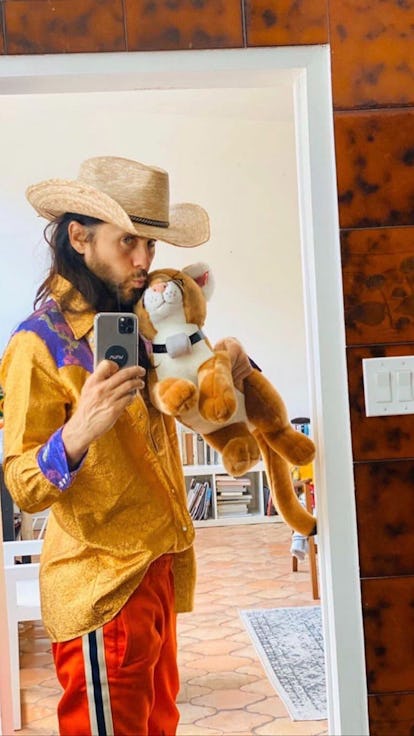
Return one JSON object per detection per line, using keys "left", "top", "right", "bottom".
{"left": 182, "top": 263, "right": 214, "bottom": 301}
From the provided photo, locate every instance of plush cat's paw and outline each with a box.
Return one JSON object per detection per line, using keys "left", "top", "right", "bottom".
{"left": 221, "top": 435, "right": 260, "bottom": 477}
{"left": 263, "top": 428, "right": 315, "bottom": 466}
{"left": 154, "top": 378, "right": 198, "bottom": 416}
{"left": 198, "top": 352, "right": 237, "bottom": 424}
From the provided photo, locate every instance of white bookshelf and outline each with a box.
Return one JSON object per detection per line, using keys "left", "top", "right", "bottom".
{"left": 182, "top": 461, "right": 281, "bottom": 528}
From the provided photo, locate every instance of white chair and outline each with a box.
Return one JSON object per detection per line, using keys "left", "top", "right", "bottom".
{"left": 3, "top": 539, "right": 43, "bottom": 731}
{"left": 30, "top": 510, "right": 50, "bottom": 540}
{"left": 15, "top": 509, "right": 50, "bottom": 541}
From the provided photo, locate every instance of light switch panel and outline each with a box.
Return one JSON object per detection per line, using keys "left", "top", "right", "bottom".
{"left": 362, "top": 356, "right": 414, "bottom": 416}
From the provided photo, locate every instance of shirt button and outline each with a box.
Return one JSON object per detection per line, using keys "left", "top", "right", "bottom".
{"left": 182, "top": 525, "right": 188, "bottom": 532}
{"left": 171, "top": 488, "right": 176, "bottom": 495}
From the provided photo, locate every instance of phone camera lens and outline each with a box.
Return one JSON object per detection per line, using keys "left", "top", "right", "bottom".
{"left": 118, "top": 316, "right": 134, "bottom": 334}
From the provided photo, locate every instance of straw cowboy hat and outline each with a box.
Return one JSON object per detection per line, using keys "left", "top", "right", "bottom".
{"left": 26, "top": 156, "right": 210, "bottom": 248}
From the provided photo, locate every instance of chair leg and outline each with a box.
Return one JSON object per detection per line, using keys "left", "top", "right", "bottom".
{"left": 308, "top": 537, "right": 319, "bottom": 600}
{"left": 304, "top": 483, "right": 319, "bottom": 600}
{"left": 10, "top": 622, "right": 22, "bottom": 730}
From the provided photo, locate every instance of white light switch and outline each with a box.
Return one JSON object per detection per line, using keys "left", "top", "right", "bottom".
{"left": 397, "top": 370, "right": 413, "bottom": 401}
{"left": 363, "top": 356, "right": 414, "bottom": 416}
{"left": 375, "top": 371, "right": 392, "bottom": 402}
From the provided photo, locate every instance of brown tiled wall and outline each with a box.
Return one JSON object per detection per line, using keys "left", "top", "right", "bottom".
{"left": 333, "top": 0, "right": 414, "bottom": 728}
{"left": 1, "top": 0, "right": 413, "bottom": 731}
{"left": 3, "top": 0, "right": 126, "bottom": 54}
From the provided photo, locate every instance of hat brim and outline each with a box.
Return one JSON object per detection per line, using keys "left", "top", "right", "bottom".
{"left": 26, "top": 179, "right": 210, "bottom": 248}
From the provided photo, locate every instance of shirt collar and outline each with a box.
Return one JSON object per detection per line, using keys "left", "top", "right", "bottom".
{"left": 51, "top": 275, "right": 96, "bottom": 340}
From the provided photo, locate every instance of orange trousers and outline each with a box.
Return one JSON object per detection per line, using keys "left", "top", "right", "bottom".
{"left": 52, "top": 555, "right": 179, "bottom": 736}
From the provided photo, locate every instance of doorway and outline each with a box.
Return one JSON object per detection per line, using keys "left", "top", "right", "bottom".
{"left": 0, "top": 46, "right": 368, "bottom": 736}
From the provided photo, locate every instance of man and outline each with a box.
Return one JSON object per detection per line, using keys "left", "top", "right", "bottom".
{"left": 0, "top": 156, "right": 217, "bottom": 736}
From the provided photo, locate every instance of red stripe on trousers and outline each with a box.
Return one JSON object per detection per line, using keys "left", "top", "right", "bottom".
{"left": 52, "top": 554, "right": 179, "bottom": 736}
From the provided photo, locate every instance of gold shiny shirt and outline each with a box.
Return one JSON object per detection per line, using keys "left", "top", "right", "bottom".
{"left": 0, "top": 277, "right": 196, "bottom": 642}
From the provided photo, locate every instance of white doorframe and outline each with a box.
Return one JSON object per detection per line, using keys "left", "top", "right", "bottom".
{"left": 0, "top": 46, "right": 369, "bottom": 736}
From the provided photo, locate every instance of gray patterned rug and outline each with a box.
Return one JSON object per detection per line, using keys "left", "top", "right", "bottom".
{"left": 240, "top": 605, "right": 327, "bottom": 721}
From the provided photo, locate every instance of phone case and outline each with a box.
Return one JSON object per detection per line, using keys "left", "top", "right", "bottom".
{"left": 93, "top": 312, "right": 139, "bottom": 369}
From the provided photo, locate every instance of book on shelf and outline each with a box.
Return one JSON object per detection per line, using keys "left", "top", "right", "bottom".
{"left": 178, "top": 426, "right": 221, "bottom": 466}
{"left": 217, "top": 495, "right": 252, "bottom": 510}
{"left": 196, "top": 434, "right": 206, "bottom": 465}
{"left": 190, "top": 487, "right": 204, "bottom": 520}
{"left": 217, "top": 493, "right": 253, "bottom": 503}
{"left": 216, "top": 475, "right": 251, "bottom": 488}
{"left": 199, "top": 484, "right": 212, "bottom": 520}
{"left": 179, "top": 429, "right": 196, "bottom": 465}
{"left": 215, "top": 475, "right": 251, "bottom": 485}
{"left": 217, "top": 501, "right": 250, "bottom": 516}
{"left": 205, "top": 443, "right": 213, "bottom": 464}
{"left": 186, "top": 478, "right": 199, "bottom": 508}
{"left": 217, "top": 490, "right": 247, "bottom": 498}
{"left": 184, "top": 431, "right": 195, "bottom": 465}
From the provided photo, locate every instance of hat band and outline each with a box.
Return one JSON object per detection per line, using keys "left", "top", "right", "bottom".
{"left": 129, "top": 214, "right": 169, "bottom": 228}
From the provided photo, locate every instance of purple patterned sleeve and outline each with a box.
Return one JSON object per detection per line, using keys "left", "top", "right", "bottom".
{"left": 37, "top": 427, "right": 86, "bottom": 490}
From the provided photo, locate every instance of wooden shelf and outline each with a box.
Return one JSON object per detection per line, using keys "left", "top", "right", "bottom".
{"left": 182, "top": 457, "right": 273, "bottom": 527}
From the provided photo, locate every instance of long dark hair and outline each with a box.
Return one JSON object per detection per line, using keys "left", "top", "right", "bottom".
{"left": 34, "top": 212, "right": 116, "bottom": 312}
{"left": 35, "top": 212, "right": 150, "bottom": 367}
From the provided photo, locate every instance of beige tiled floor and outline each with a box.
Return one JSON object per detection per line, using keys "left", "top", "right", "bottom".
{"left": 15, "top": 522, "right": 328, "bottom": 735}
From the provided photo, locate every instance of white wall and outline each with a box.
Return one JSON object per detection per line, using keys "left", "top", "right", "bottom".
{"left": 0, "top": 86, "right": 309, "bottom": 417}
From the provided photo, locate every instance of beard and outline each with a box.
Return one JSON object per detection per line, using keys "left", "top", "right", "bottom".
{"left": 106, "top": 280, "right": 145, "bottom": 310}
{"left": 86, "top": 256, "right": 148, "bottom": 311}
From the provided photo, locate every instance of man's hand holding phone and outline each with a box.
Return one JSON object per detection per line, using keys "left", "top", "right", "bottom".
{"left": 62, "top": 312, "right": 144, "bottom": 468}
{"left": 62, "top": 360, "right": 145, "bottom": 467}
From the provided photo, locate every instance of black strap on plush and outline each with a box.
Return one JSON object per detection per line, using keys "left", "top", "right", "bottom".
{"left": 152, "top": 330, "right": 205, "bottom": 354}
{"left": 248, "top": 356, "right": 262, "bottom": 372}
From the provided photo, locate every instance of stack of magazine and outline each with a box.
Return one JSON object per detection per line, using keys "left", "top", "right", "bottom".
{"left": 216, "top": 475, "right": 253, "bottom": 517}
{"left": 187, "top": 479, "right": 212, "bottom": 521}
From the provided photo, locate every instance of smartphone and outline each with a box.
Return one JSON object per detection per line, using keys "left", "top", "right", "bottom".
{"left": 93, "top": 312, "right": 139, "bottom": 369}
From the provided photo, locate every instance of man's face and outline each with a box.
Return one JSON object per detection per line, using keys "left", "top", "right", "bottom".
{"left": 72, "top": 222, "right": 156, "bottom": 306}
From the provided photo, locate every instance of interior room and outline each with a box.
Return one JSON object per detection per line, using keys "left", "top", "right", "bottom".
{"left": 0, "top": 83, "right": 309, "bottom": 411}
{"left": 0, "top": 47, "right": 366, "bottom": 736}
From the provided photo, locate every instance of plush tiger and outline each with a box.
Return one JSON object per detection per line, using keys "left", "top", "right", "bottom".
{"left": 137, "top": 263, "right": 316, "bottom": 536}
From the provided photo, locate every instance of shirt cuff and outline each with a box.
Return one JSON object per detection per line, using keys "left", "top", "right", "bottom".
{"left": 38, "top": 427, "right": 86, "bottom": 490}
